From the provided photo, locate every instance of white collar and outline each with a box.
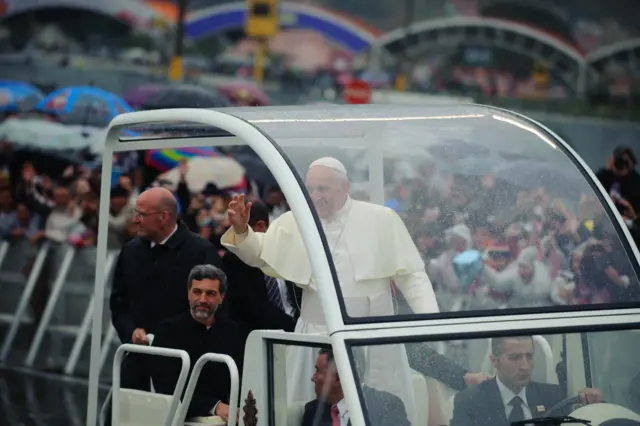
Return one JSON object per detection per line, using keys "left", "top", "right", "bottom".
{"left": 334, "top": 398, "right": 348, "bottom": 416}
{"left": 150, "top": 224, "right": 178, "bottom": 248}
{"left": 496, "top": 376, "right": 528, "bottom": 409}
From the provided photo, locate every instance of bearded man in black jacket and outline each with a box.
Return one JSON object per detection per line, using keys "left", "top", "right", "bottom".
{"left": 150, "top": 264, "right": 245, "bottom": 423}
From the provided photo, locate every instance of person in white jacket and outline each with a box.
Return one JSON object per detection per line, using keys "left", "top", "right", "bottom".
{"left": 222, "top": 157, "right": 440, "bottom": 425}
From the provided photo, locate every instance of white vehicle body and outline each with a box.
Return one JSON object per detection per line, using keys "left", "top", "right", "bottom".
{"left": 90, "top": 104, "right": 640, "bottom": 426}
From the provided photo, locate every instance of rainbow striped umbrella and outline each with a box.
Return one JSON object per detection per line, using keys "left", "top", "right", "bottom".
{"left": 145, "top": 146, "right": 219, "bottom": 172}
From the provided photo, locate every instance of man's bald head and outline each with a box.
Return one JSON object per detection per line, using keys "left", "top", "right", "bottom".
{"left": 134, "top": 187, "right": 179, "bottom": 242}
{"left": 145, "top": 187, "right": 178, "bottom": 220}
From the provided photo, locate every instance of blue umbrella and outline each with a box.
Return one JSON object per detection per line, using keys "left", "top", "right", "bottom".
{"left": 34, "top": 86, "right": 133, "bottom": 127}
{"left": 0, "top": 82, "right": 44, "bottom": 113}
{"left": 493, "top": 160, "right": 590, "bottom": 200}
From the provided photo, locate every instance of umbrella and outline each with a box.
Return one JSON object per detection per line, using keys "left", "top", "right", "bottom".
{"left": 140, "top": 84, "right": 232, "bottom": 110}
{"left": 493, "top": 160, "right": 590, "bottom": 200}
{"left": 33, "top": 86, "right": 133, "bottom": 127}
{"left": 122, "top": 83, "right": 168, "bottom": 109}
{"left": 228, "top": 151, "right": 277, "bottom": 187}
{"left": 217, "top": 82, "right": 271, "bottom": 106}
{"left": 145, "top": 146, "right": 220, "bottom": 172}
{"left": 157, "top": 156, "right": 246, "bottom": 193}
{"left": 0, "top": 118, "right": 106, "bottom": 154}
{"left": 0, "top": 82, "right": 44, "bottom": 113}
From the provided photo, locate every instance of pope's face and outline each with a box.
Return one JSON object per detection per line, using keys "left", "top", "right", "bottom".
{"left": 306, "top": 166, "right": 349, "bottom": 219}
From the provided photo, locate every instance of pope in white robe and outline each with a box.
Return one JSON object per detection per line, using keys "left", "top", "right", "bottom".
{"left": 221, "top": 157, "right": 440, "bottom": 425}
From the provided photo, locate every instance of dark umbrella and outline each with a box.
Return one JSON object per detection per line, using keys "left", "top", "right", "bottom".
{"left": 493, "top": 160, "right": 590, "bottom": 200}
{"left": 123, "top": 83, "right": 167, "bottom": 109}
{"left": 140, "top": 84, "right": 232, "bottom": 110}
{"left": 225, "top": 150, "right": 277, "bottom": 187}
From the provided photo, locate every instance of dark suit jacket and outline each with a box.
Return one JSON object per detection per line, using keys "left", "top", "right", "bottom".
{"left": 451, "top": 378, "right": 566, "bottom": 426}
{"left": 221, "top": 251, "right": 301, "bottom": 333}
{"left": 301, "top": 386, "right": 410, "bottom": 426}
{"left": 110, "top": 221, "right": 222, "bottom": 344}
{"left": 149, "top": 312, "right": 246, "bottom": 418}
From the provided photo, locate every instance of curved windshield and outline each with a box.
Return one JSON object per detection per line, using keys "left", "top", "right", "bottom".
{"left": 345, "top": 329, "right": 640, "bottom": 426}
{"left": 226, "top": 104, "right": 640, "bottom": 324}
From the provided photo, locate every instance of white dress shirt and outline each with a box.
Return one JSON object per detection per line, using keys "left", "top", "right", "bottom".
{"left": 333, "top": 399, "right": 350, "bottom": 426}
{"left": 150, "top": 224, "right": 178, "bottom": 248}
{"left": 496, "top": 377, "right": 532, "bottom": 420}
{"left": 274, "top": 277, "right": 296, "bottom": 317}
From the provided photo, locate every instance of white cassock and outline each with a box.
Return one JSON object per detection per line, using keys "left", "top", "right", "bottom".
{"left": 221, "top": 196, "right": 439, "bottom": 425}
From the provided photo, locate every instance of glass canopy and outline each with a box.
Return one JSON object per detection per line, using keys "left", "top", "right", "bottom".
{"left": 115, "top": 104, "right": 640, "bottom": 325}
{"left": 218, "top": 104, "right": 640, "bottom": 324}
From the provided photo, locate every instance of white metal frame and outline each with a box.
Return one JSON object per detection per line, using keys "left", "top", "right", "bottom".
{"left": 175, "top": 353, "right": 240, "bottom": 426}
{"left": 239, "top": 331, "right": 338, "bottom": 426}
{"left": 111, "top": 344, "right": 190, "bottom": 426}
{"left": 87, "top": 108, "right": 345, "bottom": 426}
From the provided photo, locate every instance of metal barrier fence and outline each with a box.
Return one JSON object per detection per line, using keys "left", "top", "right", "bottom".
{"left": 0, "top": 239, "right": 120, "bottom": 378}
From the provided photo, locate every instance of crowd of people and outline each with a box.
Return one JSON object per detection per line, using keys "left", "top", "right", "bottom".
{"left": 1, "top": 139, "right": 638, "bottom": 424}
{"left": 384, "top": 147, "right": 640, "bottom": 311}
{"left": 1, "top": 144, "right": 639, "bottom": 318}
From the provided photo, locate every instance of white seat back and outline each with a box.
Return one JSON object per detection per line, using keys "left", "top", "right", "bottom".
{"left": 287, "top": 401, "right": 307, "bottom": 426}
{"left": 119, "top": 389, "right": 176, "bottom": 426}
{"left": 111, "top": 344, "right": 190, "bottom": 426}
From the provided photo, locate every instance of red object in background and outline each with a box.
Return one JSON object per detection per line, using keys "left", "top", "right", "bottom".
{"left": 343, "top": 79, "right": 372, "bottom": 105}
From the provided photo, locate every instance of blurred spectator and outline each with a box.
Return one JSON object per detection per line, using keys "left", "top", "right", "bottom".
{"left": 264, "top": 186, "right": 288, "bottom": 222}
{"left": 107, "top": 185, "right": 134, "bottom": 249}
{"left": 8, "top": 202, "right": 42, "bottom": 242}
{"left": 44, "top": 186, "right": 81, "bottom": 244}
{"left": 596, "top": 146, "right": 640, "bottom": 245}
{"left": 68, "top": 189, "right": 100, "bottom": 248}
{"left": 0, "top": 189, "right": 15, "bottom": 240}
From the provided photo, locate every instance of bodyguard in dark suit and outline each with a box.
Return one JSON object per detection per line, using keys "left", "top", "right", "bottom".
{"left": 109, "top": 187, "right": 221, "bottom": 390}
{"left": 221, "top": 198, "right": 301, "bottom": 332}
{"left": 451, "top": 336, "right": 602, "bottom": 426}
{"left": 150, "top": 265, "right": 245, "bottom": 424}
{"left": 301, "top": 348, "right": 410, "bottom": 426}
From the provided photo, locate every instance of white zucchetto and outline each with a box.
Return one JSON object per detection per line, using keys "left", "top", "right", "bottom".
{"left": 309, "top": 157, "right": 348, "bottom": 178}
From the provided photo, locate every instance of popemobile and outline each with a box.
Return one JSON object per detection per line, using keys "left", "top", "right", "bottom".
{"left": 89, "top": 103, "right": 640, "bottom": 426}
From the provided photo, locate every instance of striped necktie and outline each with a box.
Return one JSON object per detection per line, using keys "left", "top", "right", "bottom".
{"left": 264, "top": 275, "right": 285, "bottom": 311}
